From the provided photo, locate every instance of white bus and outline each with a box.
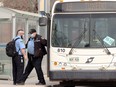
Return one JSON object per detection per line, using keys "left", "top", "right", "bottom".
{"left": 39, "top": 0, "right": 116, "bottom": 86}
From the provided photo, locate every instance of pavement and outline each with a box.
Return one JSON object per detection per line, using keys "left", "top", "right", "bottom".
{"left": 0, "top": 56, "right": 59, "bottom": 87}
{"left": 0, "top": 75, "right": 59, "bottom": 87}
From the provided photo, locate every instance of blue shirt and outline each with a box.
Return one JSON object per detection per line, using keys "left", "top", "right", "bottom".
{"left": 27, "top": 38, "right": 34, "bottom": 55}
{"left": 14, "top": 36, "right": 25, "bottom": 55}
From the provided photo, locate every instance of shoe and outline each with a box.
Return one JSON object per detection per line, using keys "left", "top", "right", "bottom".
{"left": 13, "top": 83, "right": 16, "bottom": 85}
{"left": 13, "top": 82, "right": 16, "bottom": 85}
{"left": 35, "top": 82, "right": 46, "bottom": 85}
{"left": 16, "top": 82, "right": 25, "bottom": 85}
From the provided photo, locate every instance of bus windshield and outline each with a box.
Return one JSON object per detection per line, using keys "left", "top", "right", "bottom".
{"left": 51, "top": 14, "right": 116, "bottom": 48}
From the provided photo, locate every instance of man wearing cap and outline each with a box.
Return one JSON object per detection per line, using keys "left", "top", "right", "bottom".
{"left": 19, "top": 29, "right": 47, "bottom": 85}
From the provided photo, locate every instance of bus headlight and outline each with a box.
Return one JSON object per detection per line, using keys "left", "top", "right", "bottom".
{"left": 59, "top": 62, "right": 62, "bottom": 66}
{"left": 59, "top": 62, "right": 67, "bottom": 66}
{"left": 63, "top": 63, "right": 67, "bottom": 66}
{"left": 54, "top": 62, "right": 58, "bottom": 66}
{"left": 53, "top": 62, "right": 68, "bottom": 67}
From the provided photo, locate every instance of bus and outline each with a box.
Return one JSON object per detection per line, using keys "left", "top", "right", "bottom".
{"left": 39, "top": 0, "right": 116, "bottom": 86}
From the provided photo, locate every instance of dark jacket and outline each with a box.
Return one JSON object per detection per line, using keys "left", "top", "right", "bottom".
{"left": 34, "top": 34, "right": 47, "bottom": 57}
{"left": 27, "top": 34, "right": 47, "bottom": 57}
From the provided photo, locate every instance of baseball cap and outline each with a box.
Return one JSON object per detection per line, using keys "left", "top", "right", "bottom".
{"left": 29, "top": 29, "right": 36, "bottom": 34}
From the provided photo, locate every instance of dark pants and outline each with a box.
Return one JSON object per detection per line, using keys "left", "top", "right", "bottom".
{"left": 12, "top": 55, "right": 24, "bottom": 84}
{"left": 21, "top": 53, "right": 45, "bottom": 84}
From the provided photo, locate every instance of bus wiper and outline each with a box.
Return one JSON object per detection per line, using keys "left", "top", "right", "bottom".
{"left": 93, "top": 29, "right": 111, "bottom": 55}
{"left": 69, "top": 29, "right": 87, "bottom": 55}
{"left": 69, "top": 20, "right": 87, "bottom": 55}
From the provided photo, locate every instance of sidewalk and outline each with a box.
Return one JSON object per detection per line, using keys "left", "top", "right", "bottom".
{"left": 0, "top": 75, "right": 59, "bottom": 87}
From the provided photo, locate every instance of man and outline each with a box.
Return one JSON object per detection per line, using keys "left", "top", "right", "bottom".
{"left": 20, "top": 29, "right": 47, "bottom": 85}
{"left": 12, "top": 29, "right": 27, "bottom": 85}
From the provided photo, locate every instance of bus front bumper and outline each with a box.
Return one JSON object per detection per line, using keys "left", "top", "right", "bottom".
{"left": 49, "top": 70, "right": 116, "bottom": 81}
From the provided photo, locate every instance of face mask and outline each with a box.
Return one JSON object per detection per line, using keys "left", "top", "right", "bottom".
{"left": 30, "top": 34, "right": 34, "bottom": 38}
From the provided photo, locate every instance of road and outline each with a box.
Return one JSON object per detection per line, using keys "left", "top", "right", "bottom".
{"left": 0, "top": 75, "right": 88, "bottom": 87}
{"left": 0, "top": 74, "right": 114, "bottom": 87}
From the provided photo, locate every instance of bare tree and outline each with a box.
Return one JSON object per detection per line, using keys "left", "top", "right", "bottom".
{"left": 1, "top": 0, "right": 38, "bottom": 13}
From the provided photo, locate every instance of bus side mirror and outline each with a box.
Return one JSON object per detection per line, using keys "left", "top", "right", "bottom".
{"left": 39, "top": 17, "right": 47, "bottom": 26}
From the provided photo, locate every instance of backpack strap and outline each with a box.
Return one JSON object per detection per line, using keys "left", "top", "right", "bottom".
{"left": 14, "top": 38, "right": 20, "bottom": 53}
{"left": 14, "top": 37, "right": 20, "bottom": 41}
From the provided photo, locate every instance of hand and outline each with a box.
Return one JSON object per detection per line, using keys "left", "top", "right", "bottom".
{"left": 24, "top": 55, "right": 28, "bottom": 60}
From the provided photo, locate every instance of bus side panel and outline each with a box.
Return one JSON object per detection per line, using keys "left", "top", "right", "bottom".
{"left": 47, "top": 18, "right": 51, "bottom": 77}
